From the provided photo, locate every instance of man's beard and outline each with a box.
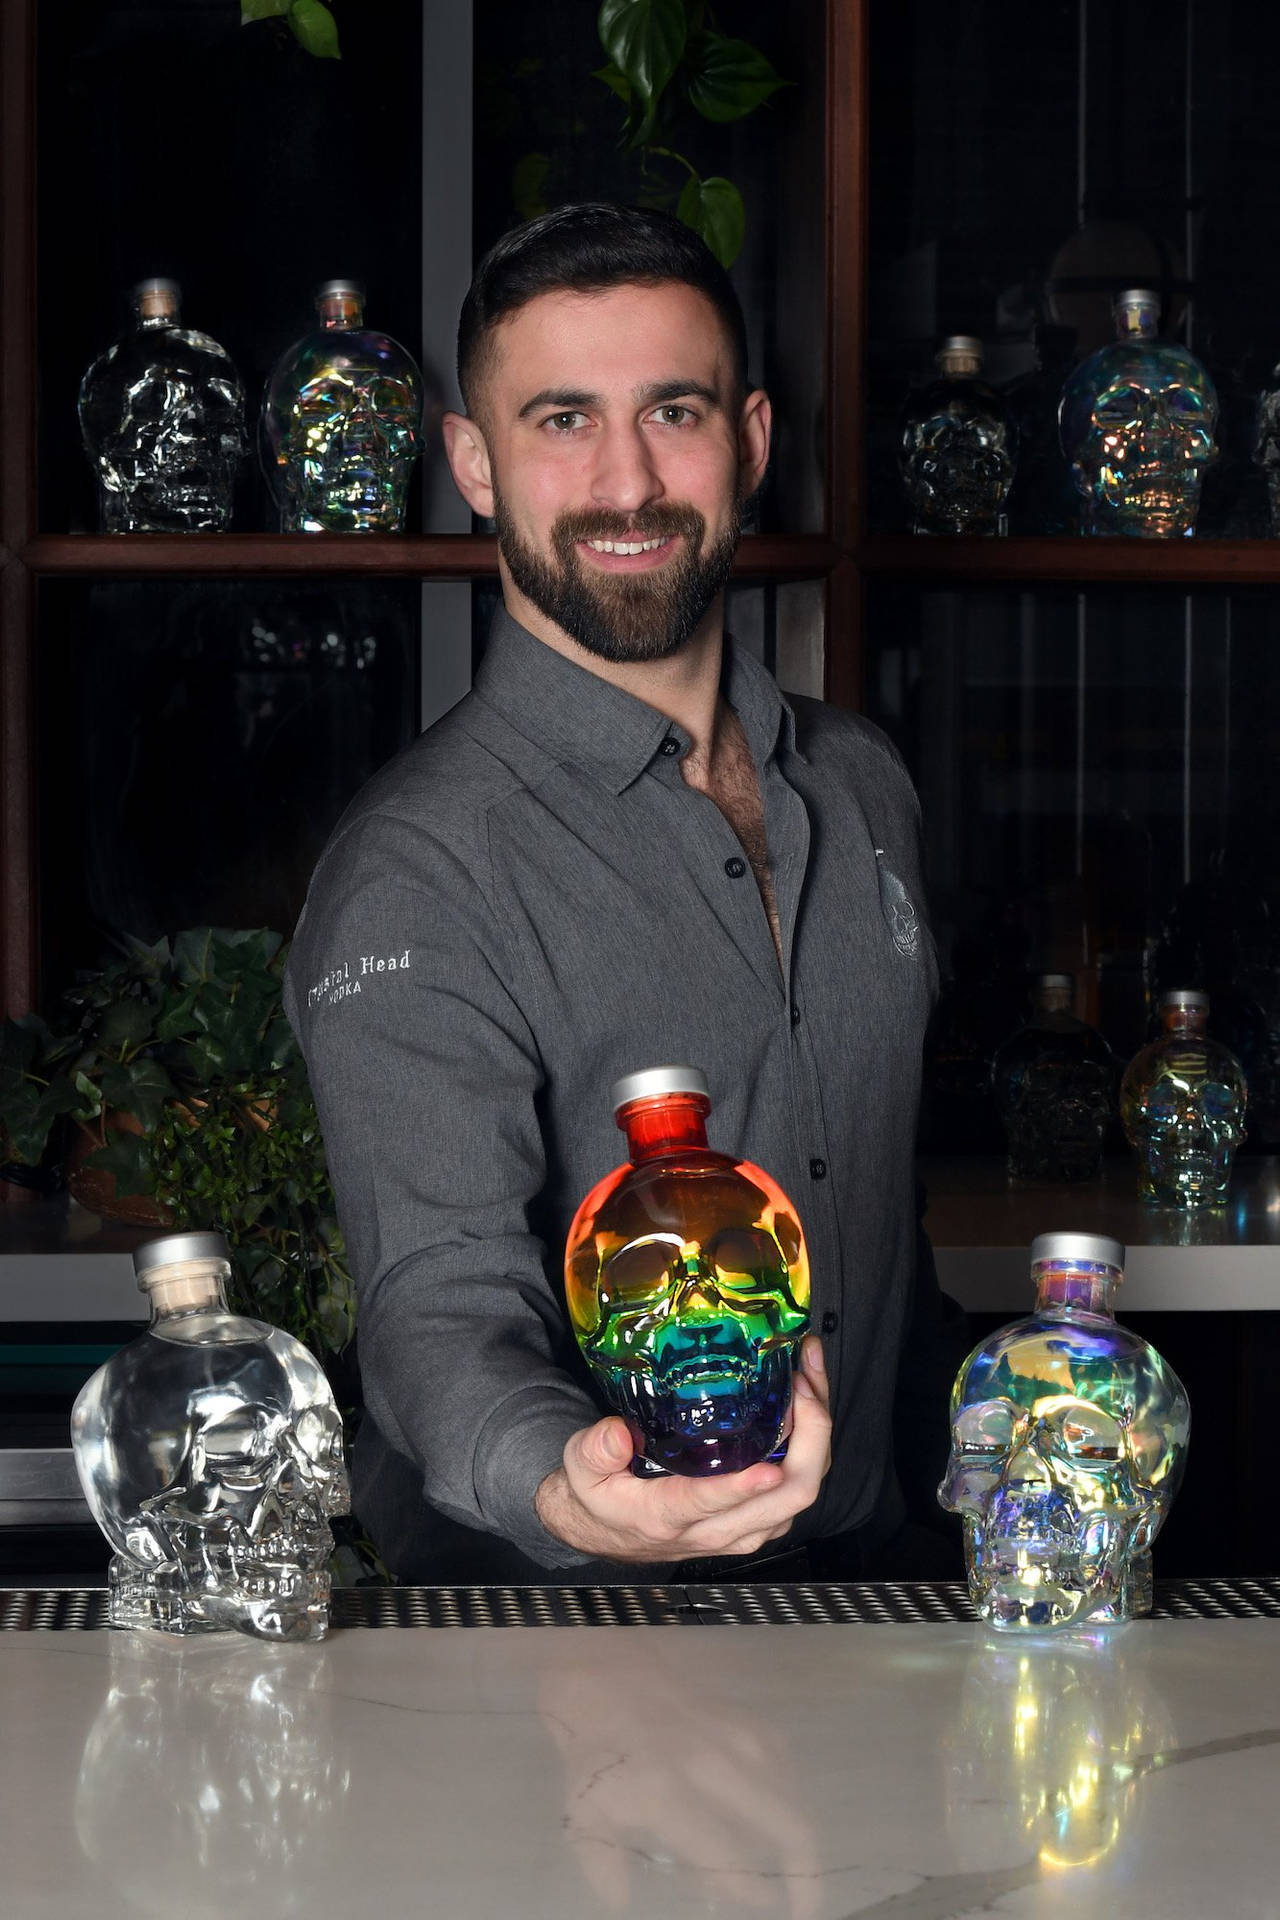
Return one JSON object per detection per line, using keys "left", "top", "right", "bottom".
{"left": 492, "top": 493, "right": 742, "bottom": 664}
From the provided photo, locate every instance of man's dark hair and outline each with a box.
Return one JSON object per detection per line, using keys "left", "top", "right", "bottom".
{"left": 457, "top": 202, "right": 749, "bottom": 416}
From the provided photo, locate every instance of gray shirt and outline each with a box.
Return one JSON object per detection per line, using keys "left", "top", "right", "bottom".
{"left": 285, "top": 607, "right": 937, "bottom": 1568}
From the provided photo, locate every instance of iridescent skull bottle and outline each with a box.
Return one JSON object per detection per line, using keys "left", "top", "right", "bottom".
{"left": 1059, "top": 288, "right": 1219, "bottom": 537}
{"left": 71, "top": 1231, "right": 349, "bottom": 1642}
{"left": 78, "top": 278, "right": 246, "bottom": 532}
{"left": 564, "top": 1067, "right": 810, "bottom": 1476}
{"left": 939, "top": 1231, "right": 1190, "bottom": 1633}
{"left": 900, "top": 335, "right": 1016, "bottom": 535}
{"left": 991, "top": 973, "right": 1114, "bottom": 1183}
{"left": 263, "top": 280, "right": 424, "bottom": 531}
{"left": 1120, "top": 989, "right": 1247, "bottom": 1207}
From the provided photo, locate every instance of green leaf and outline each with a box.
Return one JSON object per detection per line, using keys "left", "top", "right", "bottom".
{"left": 598, "top": 0, "right": 686, "bottom": 113}
{"left": 676, "top": 173, "right": 745, "bottom": 267}
{"left": 99, "top": 1058, "right": 175, "bottom": 1133}
{"left": 96, "top": 996, "right": 157, "bottom": 1054}
{"left": 241, "top": 0, "right": 291, "bottom": 20}
{"left": 85, "top": 1132, "right": 153, "bottom": 1199}
{"left": 289, "top": 0, "right": 341, "bottom": 59}
{"left": 685, "top": 31, "right": 788, "bottom": 122}
{"left": 592, "top": 61, "right": 632, "bottom": 105}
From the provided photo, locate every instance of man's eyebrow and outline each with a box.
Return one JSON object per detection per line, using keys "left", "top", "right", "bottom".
{"left": 516, "top": 379, "right": 724, "bottom": 420}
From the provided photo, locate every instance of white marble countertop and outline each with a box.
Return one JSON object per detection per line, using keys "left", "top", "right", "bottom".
{"left": 4, "top": 1615, "right": 1280, "bottom": 1917}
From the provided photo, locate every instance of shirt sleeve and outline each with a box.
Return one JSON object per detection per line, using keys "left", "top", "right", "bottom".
{"left": 284, "top": 803, "right": 599, "bottom": 1567}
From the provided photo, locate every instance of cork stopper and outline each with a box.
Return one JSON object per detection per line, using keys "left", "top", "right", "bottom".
{"left": 315, "top": 279, "right": 364, "bottom": 329}
{"left": 1113, "top": 289, "right": 1159, "bottom": 342}
{"left": 132, "top": 278, "right": 181, "bottom": 323}
{"left": 134, "top": 1231, "right": 230, "bottom": 1314}
{"left": 935, "top": 335, "right": 983, "bottom": 379}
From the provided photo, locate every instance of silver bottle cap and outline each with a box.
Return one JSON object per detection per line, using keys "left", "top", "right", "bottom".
{"left": 1115, "top": 287, "right": 1158, "bottom": 310}
{"left": 935, "top": 335, "right": 982, "bottom": 377}
{"left": 1030, "top": 1231, "right": 1125, "bottom": 1272}
{"left": 132, "top": 277, "right": 180, "bottom": 320}
{"left": 133, "top": 1229, "right": 230, "bottom": 1288}
{"left": 1159, "top": 988, "right": 1208, "bottom": 1009}
{"left": 1036, "top": 972, "right": 1073, "bottom": 989}
{"left": 611, "top": 1065, "right": 709, "bottom": 1114}
{"left": 316, "top": 278, "right": 364, "bottom": 302}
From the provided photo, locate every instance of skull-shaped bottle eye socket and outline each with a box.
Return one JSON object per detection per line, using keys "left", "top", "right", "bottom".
{"left": 199, "top": 1407, "right": 274, "bottom": 1469}
{"left": 707, "top": 1226, "right": 780, "bottom": 1294}
{"left": 1201, "top": 1081, "right": 1240, "bottom": 1122}
{"left": 1047, "top": 1401, "right": 1126, "bottom": 1463}
{"left": 602, "top": 1234, "right": 683, "bottom": 1307}
{"left": 953, "top": 1398, "right": 1016, "bottom": 1458}
{"left": 1095, "top": 384, "right": 1146, "bottom": 426}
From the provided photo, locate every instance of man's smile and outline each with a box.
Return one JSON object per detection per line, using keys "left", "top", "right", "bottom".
{"left": 575, "top": 532, "right": 680, "bottom": 572}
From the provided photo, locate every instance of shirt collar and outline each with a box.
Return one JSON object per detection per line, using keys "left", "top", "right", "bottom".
{"left": 472, "top": 605, "right": 801, "bottom": 796}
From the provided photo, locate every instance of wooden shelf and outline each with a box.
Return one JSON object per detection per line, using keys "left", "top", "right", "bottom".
{"left": 21, "top": 531, "right": 840, "bottom": 581}
{"left": 859, "top": 533, "right": 1280, "bottom": 587}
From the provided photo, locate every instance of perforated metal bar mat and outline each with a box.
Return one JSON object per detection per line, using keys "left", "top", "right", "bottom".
{"left": 4, "top": 1576, "right": 1280, "bottom": 1631}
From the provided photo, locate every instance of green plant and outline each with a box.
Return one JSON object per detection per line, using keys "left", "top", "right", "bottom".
{"left": 594, "top": 0, "right": 789, "bottom": 265}
{"left": 241, "top": 0, "right": 340, "bottom": 60}
{"left": 0, "top": 928, "right": 353, "bottom": 1362}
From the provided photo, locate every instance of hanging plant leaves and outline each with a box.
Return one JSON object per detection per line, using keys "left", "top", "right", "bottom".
{"left": 677, "top": 173, "right": 745, "bottom": 268}
{"left": 686, "top": 31, "right": 788, "bottom": 123}
{"left": 241, "top": 0, "right": 291, "bottom": 20}
{"left": 598, "top": 0, "right": 686, "bottom": 142}
{"left": 288, "top": 0, "right": 341, "bottom": 60}
{"left": 100, "top": 1058, "right": 177, "bottom": 1134}
{"left": 592, "top": 62, "right": 633, "bottom": 106}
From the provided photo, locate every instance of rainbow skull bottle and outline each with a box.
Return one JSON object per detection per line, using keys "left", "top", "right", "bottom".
{"left": 939, "top": 1232, "right": 1189, "bottom": 1632}
{"left": 565, "top": 1067, "right": 810, "bottom": 1476}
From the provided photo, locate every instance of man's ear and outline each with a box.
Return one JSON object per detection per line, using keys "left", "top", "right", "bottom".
{"left": 442, "top": 411, "right": 495, "bottom": 518}
{"left": 738, "top": 388, "right": 772, "bottom": 502}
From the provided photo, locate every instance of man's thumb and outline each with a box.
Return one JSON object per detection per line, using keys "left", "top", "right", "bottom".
{"left": 581, "top": 1416, "right": 633, "bottom": 1475}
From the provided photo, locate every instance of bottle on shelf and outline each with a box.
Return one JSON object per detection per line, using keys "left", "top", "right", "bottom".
{"left": 71, "top": 1230, "right": 349, "bottom": 1641}
{"left": 991, "top": 972, "right": 1114, "bottom": 1183}
{"left": 1119, "top": 989, "right": 1247, "bottom": 1207}
{"left": 78, "top": 278, "right": 247, "bottom": 533}
{"left": 1252, "top": 359, "right": 1280, "bottom": 535}
{"left": 564, "top": 1066, "right": 810, "bottom": 1477}
{"left": 1058, "top": 288, "right": 1219, "bottom": 537}
{"left": 900, "top": 335, "right": 1017, "bottom": 535}
{"left": 939, "top": 1231, "right": 1190, "bottom": 1633}
{"left": 262, "top": 280, "right": 424, "bottom": 532}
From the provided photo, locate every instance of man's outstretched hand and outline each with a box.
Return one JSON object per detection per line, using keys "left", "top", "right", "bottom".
{"left": 534, "top": 1336, "right": 832, "bottom": 1564}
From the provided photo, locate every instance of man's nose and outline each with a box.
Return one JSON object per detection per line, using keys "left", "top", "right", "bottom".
{"left": 589, "top": 421, "right": 664, "bottom": 514}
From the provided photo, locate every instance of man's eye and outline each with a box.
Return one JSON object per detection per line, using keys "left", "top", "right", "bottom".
{"left": 652, "top": 404, "right": 694, "bottom": 426}
{"left": 545, "top": 411, "right": 588, "bottom": 432}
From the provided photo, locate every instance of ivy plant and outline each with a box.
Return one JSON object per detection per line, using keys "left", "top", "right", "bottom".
{"left": 0, "top": 929, "right": 353, "bottom": 1364}
{"left": 594, "top": 0, "right": 789, "bottom": 265}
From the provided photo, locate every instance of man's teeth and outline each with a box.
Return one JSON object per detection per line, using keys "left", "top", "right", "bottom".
{"left": 586, "top": 536, "right": 669, "bottom": 555}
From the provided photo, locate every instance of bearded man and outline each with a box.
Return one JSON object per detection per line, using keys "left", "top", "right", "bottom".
{"left": 286, "top": 203, "right": 952, "bottom": 1584}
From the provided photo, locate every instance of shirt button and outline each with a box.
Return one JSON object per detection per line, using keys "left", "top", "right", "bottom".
{"left": 809, "top": 1156, "right": 827, "bottom": 1180}
{"left": 724, "top": 856, "right": 747, "bottom": 878}
{"left": 660, "top": 736, "right": 680, "bottom": 756}
{"left": 790, "top": 1005, "right": 801, "bottom": 1027}
{"left": 821, "top": 1310, "right": 839, "bottom": 1334}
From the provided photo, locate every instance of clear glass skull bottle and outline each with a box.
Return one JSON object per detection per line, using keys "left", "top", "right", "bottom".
{"left": 564, "top": 1067, "right": 810, "bottom": 1477}
{"left": 991, "top": 973, "right": 1114, "bottom": 1183}
{"left": 1120, "top": 989, "right": 1247, "bottom": 1207}
{"left": 78, "top": 278, "right": 246, "bottom": 532}
{"left": 938, "top": 1231, "right": 1190, "bottom": 1633}
{"left": 900, "top": 335, "right": 1016, "bottom": 535}
{"left": 71, "top": 1231, "right": 349, "bottom": 1642}
{"left": 262, "top": 280, "right": 424, "bottom": 532}
{"left": 1058, "top": 289, "right": 1219, "bottom": 537}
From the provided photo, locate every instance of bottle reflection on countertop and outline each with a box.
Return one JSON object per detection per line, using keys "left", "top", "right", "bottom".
{"left": 943, "top": 1626, "right": 1175, "bottom": 1876}
{"left": 74, "top": 1633, "right": 349, "bottom": 1915}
